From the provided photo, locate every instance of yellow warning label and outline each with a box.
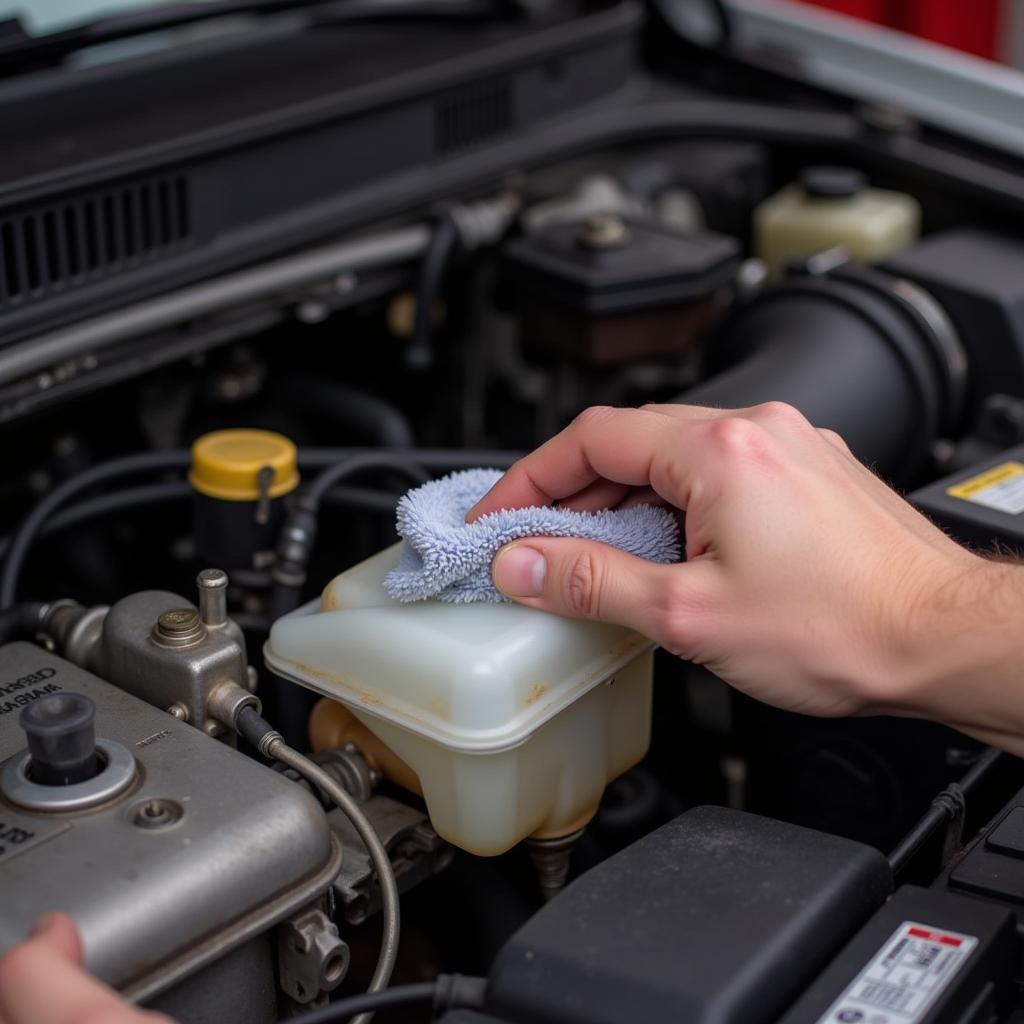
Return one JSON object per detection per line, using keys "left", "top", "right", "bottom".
{"left": 947, "top": 461, "right": 1024, "bottom": 514}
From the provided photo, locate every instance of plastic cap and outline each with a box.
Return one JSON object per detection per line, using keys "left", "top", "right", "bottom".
{"left": 21, "top": 693, "right": 98, "bottom": 786}
{"left": 799, "top": 166, "right": 867, "bottom": 199}
{"left": 190, "top": 429, "right": 299, "bottom": 502}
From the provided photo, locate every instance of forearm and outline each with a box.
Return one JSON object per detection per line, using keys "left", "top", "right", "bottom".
{"left": 890, "top": 555, "right": 1024, "bottom": 756}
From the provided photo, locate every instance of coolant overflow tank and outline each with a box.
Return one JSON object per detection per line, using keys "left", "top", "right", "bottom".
{"left": 264, "top": 544, "right": 653, "bottom": 856}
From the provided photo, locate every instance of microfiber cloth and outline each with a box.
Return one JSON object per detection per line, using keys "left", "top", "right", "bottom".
{"left": 383, "top": 468, "right": 681, "bottom": 603}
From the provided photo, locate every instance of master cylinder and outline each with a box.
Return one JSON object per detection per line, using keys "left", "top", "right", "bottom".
{"left": 264, "top": 544, "right": 654, "bottom": 861}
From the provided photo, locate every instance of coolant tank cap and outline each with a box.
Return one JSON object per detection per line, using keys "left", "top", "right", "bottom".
{"left": 190, "top": 429, "right": 299, "bottom": 502}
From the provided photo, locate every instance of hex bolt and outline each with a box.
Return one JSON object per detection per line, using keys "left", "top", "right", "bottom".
{"left": 167, "top": 703, "right": 189, "bottom": 722}
{"left": 153, "top": 608, "right": 205, "bottom": 648}
{"left": 197, "top": 569, "right": 229, "bottom": 627}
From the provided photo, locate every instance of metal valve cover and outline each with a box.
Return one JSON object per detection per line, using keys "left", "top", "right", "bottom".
{"left": 0, "top": 642, "right": 339, "bottom": 1001}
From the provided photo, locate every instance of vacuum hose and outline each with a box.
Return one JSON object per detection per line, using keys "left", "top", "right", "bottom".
{"left": 675, "top": 267, "right": 966, "bottom": 480}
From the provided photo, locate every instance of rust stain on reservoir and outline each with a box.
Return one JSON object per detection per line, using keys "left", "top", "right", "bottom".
{"left": 293, "top": 661, "right": 385, "bottom": 707}
{"left": 525, "top": 683, "right": 547, "bottom": 706}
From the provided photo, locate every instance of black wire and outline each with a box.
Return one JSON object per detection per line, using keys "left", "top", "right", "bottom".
{"left": 298, "top": 448, "right": 522, "bottom": 472}
{"left": 0, "top": 451, "right": 191, "bottom": 609}
{"left": 0, "top": 481, "right": 401, "bottom": 566}
{"left": 279, "top": 974, "right": 488, "bottom": 1024}
{"left": 284, "top": 982, "right": 437, "bottom": 1024}
{"left": 887, "top": 746, "right": 1003, "bottom": 875}
{"left": 0, "top": 482, "right": 191, "bottom": 564}
{"left": 304, "top": 452, "right": 431, "bottom": 508}
{"left": 0, "top": 447, "right": 520, "bottom": 606}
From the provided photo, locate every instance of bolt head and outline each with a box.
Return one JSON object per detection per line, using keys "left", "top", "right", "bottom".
{"left": 157, "top": 609, "right": 201, "bottom": 636}
{"left": 153, "top": 608, "right": 205, "bottom": 648}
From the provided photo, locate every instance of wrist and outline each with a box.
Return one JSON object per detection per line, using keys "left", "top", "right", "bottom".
{"left": 880, "top": 552, "right": 1024, "bottom": 742}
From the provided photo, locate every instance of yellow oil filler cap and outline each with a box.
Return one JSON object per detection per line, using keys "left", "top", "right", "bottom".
{"left": 190, "top": 429, "right": 300, "bottom": 502}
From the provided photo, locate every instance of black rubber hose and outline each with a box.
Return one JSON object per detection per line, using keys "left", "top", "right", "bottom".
{"left": 0, "top": 451, "right": 191, "bottom": 608}
{"left": 675, "top": 276, "right": 951, "bottom": 480}
{"left": 304, "top": 452, "right": 430, "bottom": 508}
{"left": 407, "top": 213, "right": 460, "bottom": 371}
{"left": 0, "top": 601, "right": 44, "bottom": 643}
{"left": 298, "top": 448, "right": 522, "bottom": 471}
{"left": 279, "top": 376, "right": 416, "bottom": 448}
{"left": 281, "top": 976, "right": 488, "bottom": 1024}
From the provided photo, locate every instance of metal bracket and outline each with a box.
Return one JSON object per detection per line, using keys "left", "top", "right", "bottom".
{"left": 276, "top": 906, "right": 349, "bottom": 1007}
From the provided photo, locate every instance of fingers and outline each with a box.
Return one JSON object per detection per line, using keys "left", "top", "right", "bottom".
{"left": 469, "top": 407, "right": 664, "bottom": 519}
{"left": 466, "top": 402, "right": 833, "bottom": 523}
{"left": 491, "top": 537, "right": 715, "bottom": 649}
{"left": 614, "top": 486, "right": 669, "bottom": 510}
{"left": 555, "top": 477, "right": 633, "bottom": 513}
{"left": 0, "top": 915, "right": 170, "bottom": 1024}
{"left": 467, "top": 406, "right": 710, "bottom": 521}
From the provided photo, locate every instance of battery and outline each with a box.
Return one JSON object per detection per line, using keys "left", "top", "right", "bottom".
{"left": 779, "top": 885, "right": 1016, "bottom": 1024}
{"left": 910, "top": 443, "right": 1024, "bottom": 552}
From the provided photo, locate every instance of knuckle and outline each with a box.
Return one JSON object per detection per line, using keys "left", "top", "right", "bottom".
{"left": 571, "top": 405, "right": 617, "bottom": 429}
{"left": 650, "top": 447, "right": 689, "bottom": 504}
{"left": 752, "top": 400, "right": 808, "bottom": 427}
{"left": 704, "top": 416, "right": 767, "bottom": 458}
{"left": 562, "top": 550, "right": 604, "bottom": 618}
{"left": 818, "top": 427, "right": 851, "bottom": 453}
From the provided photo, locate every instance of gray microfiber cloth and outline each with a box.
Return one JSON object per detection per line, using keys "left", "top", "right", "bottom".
{"left": 383, "top": 468, "right": 681, "bottom": 603}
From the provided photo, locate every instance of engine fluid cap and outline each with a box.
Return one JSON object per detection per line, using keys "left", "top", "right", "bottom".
{"left": 190, "top": 429, "right": 299, "bottom": 502}
{"left": 799, "top": 165, "right": 867, "bottom": 199}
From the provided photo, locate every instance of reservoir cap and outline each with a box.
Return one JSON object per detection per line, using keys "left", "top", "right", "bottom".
{"left": 190, "top": 429, "right": 299, "bottom": 502}
{"left": 799, "top": 166, "right": 867, "bottom": 199}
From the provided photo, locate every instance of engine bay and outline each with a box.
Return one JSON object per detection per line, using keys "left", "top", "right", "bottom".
{"left": 4, "top": 1, "right": 1024, "bottom": 1021}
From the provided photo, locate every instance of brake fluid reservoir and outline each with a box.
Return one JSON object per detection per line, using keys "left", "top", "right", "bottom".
{"left": 264, "top": 544, "right": 653, "bottom": 856}
{"left": 755, "top": 166, "right": 920, "bottom": 280}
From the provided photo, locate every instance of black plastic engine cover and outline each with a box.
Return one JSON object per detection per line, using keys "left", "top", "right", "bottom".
{"left": 486, "top": 806, "right": 892, "bottom": 1024}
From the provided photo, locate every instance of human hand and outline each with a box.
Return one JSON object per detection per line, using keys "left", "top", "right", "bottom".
{"left": 468, "top": 403, "right": 999, "bottom": 727}
{"left": 0, "top": 913, "right": 173, "bottom": 1024}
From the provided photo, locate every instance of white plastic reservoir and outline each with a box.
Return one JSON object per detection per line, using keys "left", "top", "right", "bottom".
{"left": 264, "top": 544, "right": 653, "bottom": 856}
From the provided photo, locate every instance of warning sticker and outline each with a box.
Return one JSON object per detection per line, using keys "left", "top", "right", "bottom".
{"left": 815, "top": 921, "right": 977, "bottom": 1024}
{"left": 947, "top": 461, "right": 1024, "bottom": 515}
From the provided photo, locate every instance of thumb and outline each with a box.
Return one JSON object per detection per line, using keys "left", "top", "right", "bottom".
{"left": 492, "top": 537, "right": 692, "bottom": 639}
{"left": 30, "top": 913, "right": 82, "bottom": 964}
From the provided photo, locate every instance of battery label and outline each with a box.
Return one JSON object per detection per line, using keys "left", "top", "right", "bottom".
{"left": 814, "top": 921, "right": 978, "bottom": 1024}
{"left": 947, "top": 461, "right": 1024, "bottom": 514}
